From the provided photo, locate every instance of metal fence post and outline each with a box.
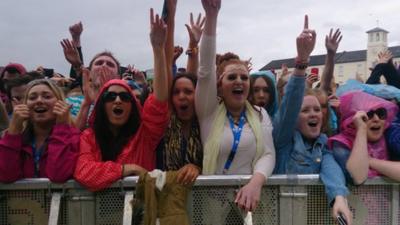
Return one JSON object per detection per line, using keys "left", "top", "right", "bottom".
{"left": 279, "top": 186, "right": 307, "bottom": 225}
{"left": 48, "top": 192, "right": 62, "bottom": 225}
{"left": 67, "top": 189, "right": 95, "bottom": 225}
{"left": 391, "top": 184, "right": 399, "bottom": 225}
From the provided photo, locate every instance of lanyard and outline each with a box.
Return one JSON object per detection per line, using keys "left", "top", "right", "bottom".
{"left": 31, "top": 137, "right": 47, "bottom": 177}
{"left": 223, "top": 110, "right": 246, "bottom": 174}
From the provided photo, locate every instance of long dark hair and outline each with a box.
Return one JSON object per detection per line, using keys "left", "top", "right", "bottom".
{"left": 93, "top": 87, "right": 141, "bottom": 161}
{"left": 170, "top": 73, "right": 197, "bottom": 112}
{"left": 249, "top": 75, "right": 274, "bottom": 110}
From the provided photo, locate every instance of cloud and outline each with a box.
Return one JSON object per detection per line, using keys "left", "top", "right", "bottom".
{"left": 0, "top": 0, "right": 399, "bottom": 75}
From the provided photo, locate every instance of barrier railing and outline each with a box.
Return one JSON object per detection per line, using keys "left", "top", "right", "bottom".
{"left": 0, "top": 175, "right": 399, "bottom": 225}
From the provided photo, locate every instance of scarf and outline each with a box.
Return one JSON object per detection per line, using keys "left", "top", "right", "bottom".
{"left": 164, "top": 114, "right": 203, "bottom": 170}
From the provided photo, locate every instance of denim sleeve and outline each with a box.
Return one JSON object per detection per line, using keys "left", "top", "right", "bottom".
{"left": 272, "top": 75, "right": 305, "bottom": 150}
{"left": 331, "top": 142, "right": 353, "bottom": 183}
{"left": 320, "top": 149, "right": 349, "bottom": 205}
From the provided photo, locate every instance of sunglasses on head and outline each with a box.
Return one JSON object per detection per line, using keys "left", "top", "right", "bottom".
{"left": 102, "top": 91, "right": 132, "bottom": 102}
{"left": 366, "top": 107, "right": 387, "bottom": 120}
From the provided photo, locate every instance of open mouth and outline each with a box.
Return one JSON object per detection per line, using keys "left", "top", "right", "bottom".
{"left": 179, "top": 104, "right": 189, "bottom": 111}
{"left": 370, "top": 126, "right": 382, "bottom": 131}
{"left": 308, "top": 121, "right": 318, "bottom": 128}
{"left": 112, "top": 108, "right": 124, "bottom": 116}
{"left": 232, "top": 88, "right": 244, "bottom": 95}
{"left": 34, "top": 108, "right": 48, "bottom": 113}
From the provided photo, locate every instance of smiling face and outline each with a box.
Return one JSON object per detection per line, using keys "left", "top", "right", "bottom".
{"left": 26, "top": 84, "right": 58, "bottom": 124}
{"left": 366, "top": 112, "right": 386, "bottom": 142}
{"left": 172, "top": 77, "right": 195, "bottom": 122}
{"left": 251, "top": 77, "right": 270, "bottom": 108}
{"left": 220, "top": 63, "right": 249, "bottom": 111}
{"left": 297, "top": 95, "right": 323, "bottom": 141}
{"left": 104, "top": 85, "right": 132, "bottom": 129}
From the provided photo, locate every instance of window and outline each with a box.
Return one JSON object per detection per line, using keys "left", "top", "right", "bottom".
{"left": 376, "top": 33, "right": 380, "bottom": 41}
{"left": 338, "top": 65, "right": 344, "bottom": 77}
{"left": 369, "top": 33, "right": 373, "bottom": 42}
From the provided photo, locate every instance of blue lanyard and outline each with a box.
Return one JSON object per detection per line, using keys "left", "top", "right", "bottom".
{"left": 31, "top": 137, "right": 47, "bottom": 177}
{"left": 223, "top": 110, "right": 246, "bottom": 174}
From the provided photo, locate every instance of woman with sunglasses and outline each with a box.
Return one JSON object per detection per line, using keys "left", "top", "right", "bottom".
{"left": 328, "top": 91, "right": 399, "bottom": 184}
{"left": 74, "top": 9, "right": 169, "bottom": 191}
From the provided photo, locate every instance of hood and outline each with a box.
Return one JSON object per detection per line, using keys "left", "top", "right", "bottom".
{"left": 88, "top": 79, "right": 142, "bottom": 127}
{"left": 250, "top": 70, "right": 278, "bottom": 119}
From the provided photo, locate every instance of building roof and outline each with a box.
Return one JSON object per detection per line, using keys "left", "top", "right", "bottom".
{"left": 260, "top": 45, "right": 400, "bottom": 71}
{"left": 366, "top": 27, "right": 389, "bottom": 33}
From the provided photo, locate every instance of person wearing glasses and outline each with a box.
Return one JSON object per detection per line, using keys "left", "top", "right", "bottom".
{"left": 328, "top": 91, "right": 399, "bottom": 184}
{"left": 74, "top": 9, "right": 169, "bottom": 191}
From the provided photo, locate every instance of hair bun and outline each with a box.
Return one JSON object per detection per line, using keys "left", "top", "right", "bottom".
{"left": 216, "top": 52, "right": 240, "bottom": 66}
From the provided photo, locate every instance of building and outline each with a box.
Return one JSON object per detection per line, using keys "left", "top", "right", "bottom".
{"left": 260, "top": 27, "right": 400, "bottom": 84}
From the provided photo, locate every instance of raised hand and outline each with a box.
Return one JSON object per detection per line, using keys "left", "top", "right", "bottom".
{"left": 90, "top": 66, "right": 118, "bottom": 94}
{"left": 81, "top": 68, "right": 96, "bottom": 103}
{"left": 281, "top": 63, "right": 289, "bottom": 77}
{"left": 325, "top": 28, "right": 342, "bottom": 54}
{"left": 306, "top": 73, "right": 319, "bottom": 88}
{"left": 378, "top": 49, "right": 393, "bottom": 64}
{"left": 69, "top": 21, "right": 83, "bottom": 46}
{"left": 150, "top": 8, "right": 167, "bottom": 50}
{"left": 296, "top": 15, "right": 316, "bottom": 62}
{"left": 201, "top": 0, "right": 221, "bottom": 17}
{"left": 8, "top": 104, "right": 30, "bottom": 134}
{"left": 185, "top": 13, "right": 206, "bottom": 46}
{"left": 53, "top": 100, "right": 72, "bottom": 124}
{"left": 60, "top": 39, "right": 82, "bottom": 67}
{"left": 352, "top": 111, "right": 368, "bottom": 130}
{"left": 173, "top": 46, "right": 183, "bottom": 62}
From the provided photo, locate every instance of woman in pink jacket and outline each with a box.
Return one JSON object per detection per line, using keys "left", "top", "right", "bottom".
{"left": 0, "top": 79, "right": 80, "bottom": 183}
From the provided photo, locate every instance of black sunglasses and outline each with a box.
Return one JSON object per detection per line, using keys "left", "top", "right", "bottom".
{"left": 366, "top": 107, "right": 387, "bottom": 120}
{"left": 102, "top": 91, "right": 132, "bottom": 102}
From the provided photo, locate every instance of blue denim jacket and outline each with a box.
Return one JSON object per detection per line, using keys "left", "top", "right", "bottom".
{"left": 273, "top": 75, "right": 349, "bottom": 203}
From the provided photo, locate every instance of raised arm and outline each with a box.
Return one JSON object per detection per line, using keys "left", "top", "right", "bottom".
{"left": 185, "top": 13, "right": 205, "bottom": 74}
{"left": 68, "top": 21, "right": 84, "bottom": 78}
{"left": 346, "top": 111, "right": 369, "bottom": 184}
{"left": 150, "top": 8, "right": 168, "bottom": 102}
{"left": 273, "top": 15, "right": 315, "bottom": 150}
{"left": 195, "top": 0, "right": 220, "bottom": 122}
{"left": 163, "top": 0, "right": 177, "bottom": 93}
{"left": 366, "top": 50, "right": 400, "bottom": 88}
{"left": 320, "top": 28, "right": 342, "bottom": 94}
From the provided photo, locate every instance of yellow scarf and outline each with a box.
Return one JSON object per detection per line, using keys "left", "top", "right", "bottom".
{"left": 202, "top": 101, "right": 264, "bottom": 174}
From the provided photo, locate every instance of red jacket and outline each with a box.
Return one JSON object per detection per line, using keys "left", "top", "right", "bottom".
{"left": 0, "top": 124, "right": 80, "bottom": 183}
{"left": 74, "top": 94, "right": 169, "bottom": 192}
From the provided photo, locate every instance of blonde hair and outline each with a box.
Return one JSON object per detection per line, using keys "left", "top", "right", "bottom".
{"left": 23, "top": 79, "right": 74, "bottom": 128}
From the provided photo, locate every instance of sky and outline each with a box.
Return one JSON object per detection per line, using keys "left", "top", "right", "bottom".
{"left": 1, "top": 0, "right": 399, "bottom": 76}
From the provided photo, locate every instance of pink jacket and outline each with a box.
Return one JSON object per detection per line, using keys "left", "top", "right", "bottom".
{"left": 0, "top": 124, "right": 80, "bottom": 183}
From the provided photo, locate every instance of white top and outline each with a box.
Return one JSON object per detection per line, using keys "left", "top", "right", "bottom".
{"left": 195, "top": 35, "right": 275, "bottom": 178}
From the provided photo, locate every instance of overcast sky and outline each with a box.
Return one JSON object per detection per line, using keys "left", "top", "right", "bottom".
{"left": 1, "top": 0, "right": 399, "bottom": 76}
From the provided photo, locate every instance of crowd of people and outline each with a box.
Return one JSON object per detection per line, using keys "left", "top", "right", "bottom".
{"left": 1, "top": 0, "right": 400, "bottom": 224}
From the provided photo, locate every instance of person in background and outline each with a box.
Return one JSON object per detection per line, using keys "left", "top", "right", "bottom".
{"left": 0, "top": 79, "right": 79, "bottom": 183}
{"left": 248, "top": 70, "right": 278, "bottom": 120}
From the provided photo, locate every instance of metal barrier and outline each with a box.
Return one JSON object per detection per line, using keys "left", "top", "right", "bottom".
{"left": 0, "top": 175, "right": 399, "bottom": 225}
